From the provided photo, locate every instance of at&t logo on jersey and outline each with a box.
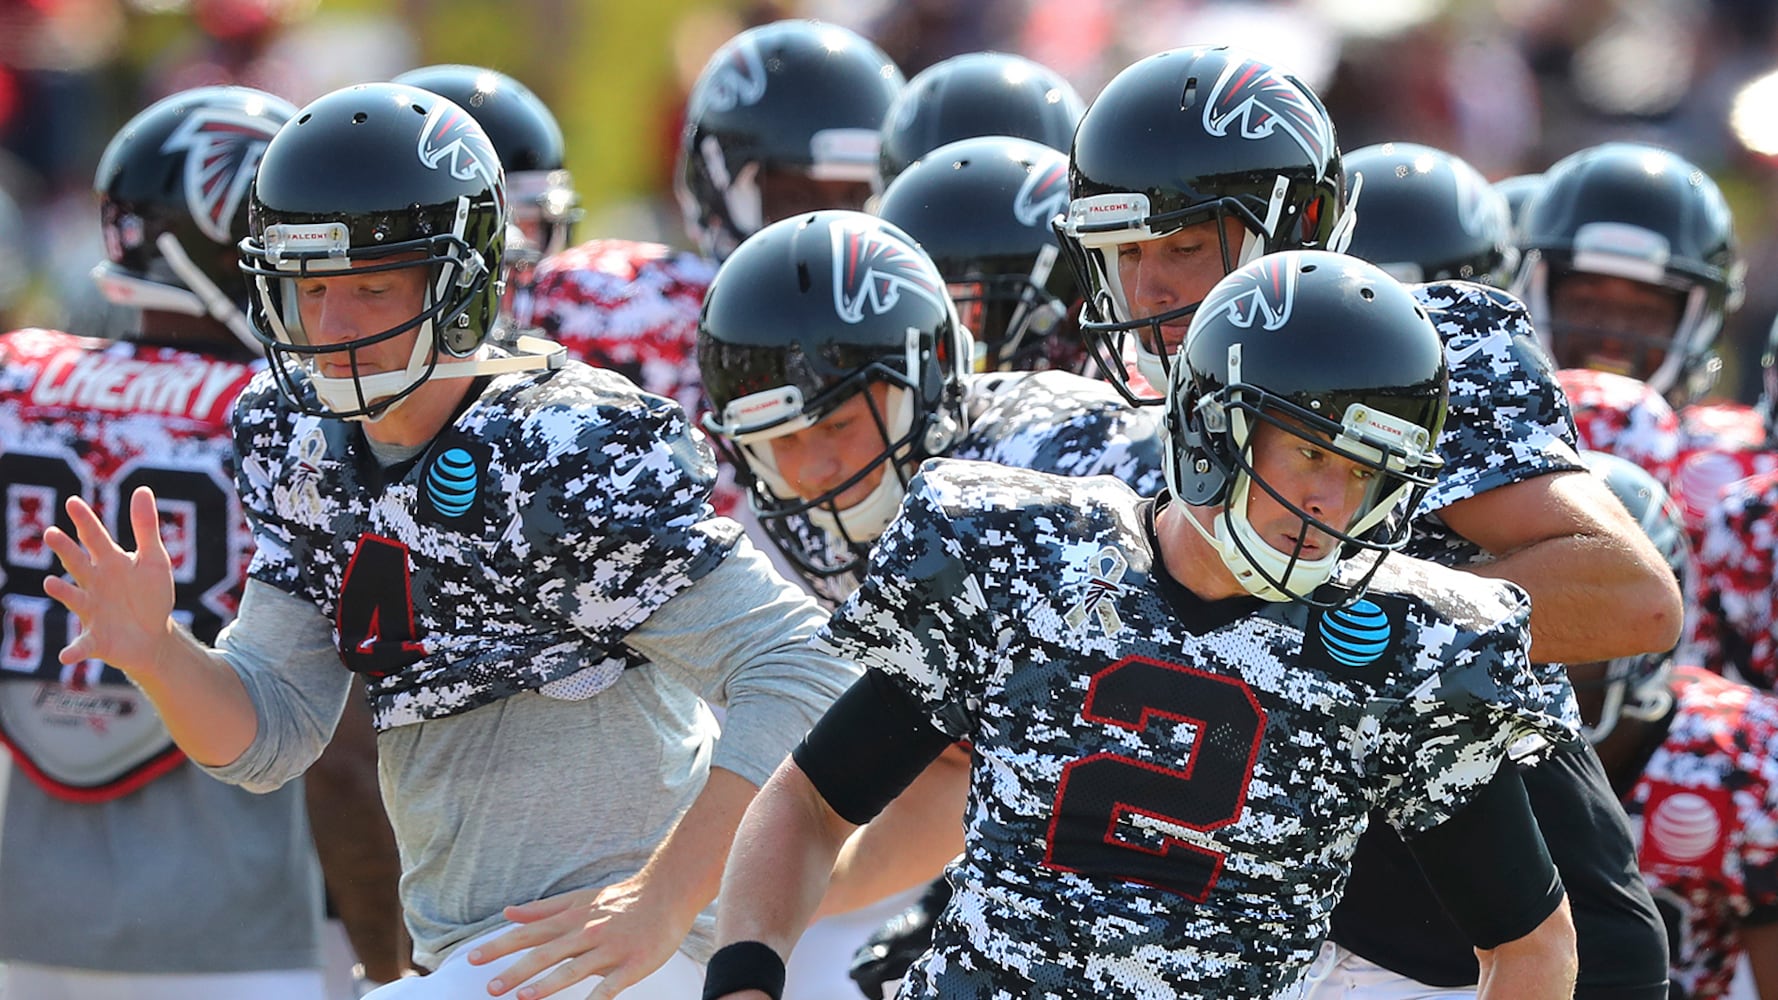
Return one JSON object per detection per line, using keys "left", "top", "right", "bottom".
{"left": 1202, "top": 58, "right": 1335, "bottom": 168}
{"left": 830, "top": 221, "right": 947, "bottom": 324}
{"left": 1316, "top": 599, "right": 1394, "bottom": 667}
{"left": 1200, "top": 254, "right": 1296, "bottom": 331}
{"left": 160, "top": 108, "right": 283, "bottom": 244}
{"left": 416, "top": 438, "right": 491, "bottom": 526}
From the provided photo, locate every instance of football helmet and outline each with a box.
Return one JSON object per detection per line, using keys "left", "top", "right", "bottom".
{"left": 1512, "top": 142, "right": 1744, "bottom": 405}
{"left": 239, "top": 83, "right": 531, "bottom": 421}
{"left": 1166, "top": 250, "right": 1446, "bottom": 605}
{"left": 1493, "top": 172, "right": 1544, "bottom": 241}
{"left": 875, "top": 135, "right": 1082, "bottom": 372}
{"left": 1576, "top": 450, "right": 1688, "bottom": 742}
{"left": 1060, "top": 45, "right": 1343, "bottom": 406}
{"left": 392, "top": 65, "right": 582, "bottom": 273}
{"left": 698, "top": 210, "right": 968, "bottom": 581}
{"left": 677, "top": 20, "right": 903, "bottom": 262}
{"left": 1342, "top": 142, "right": 1517, "bottom": 287}
{"left": 875, "top": 51, "right": 1085, "bottom": 190}
{"left": 93, "top": 85, "right": 297, "bottom": 352}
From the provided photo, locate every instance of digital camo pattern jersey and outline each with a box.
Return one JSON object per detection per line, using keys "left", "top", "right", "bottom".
{"left": 0, "top": 328, "right": 258, "bottom": 798}
{"left": 1623, "top": 667, "right": 1778, "bottom": 999}
{"left": 232, "top": 359, "right": 740, "bottom": 731}
{"left": 1558, "top": 367, "right": 1680, "bottom": 485}
{"left": 513, "top": 238, "right": 741, "bottom": 516}
{"left": 788, "top": 368, "right": 1166, "bottom": 606}
{"left": 819, "top": 459, "right": 1577, "bottom": 999}
{"left": 1690, "top": 470, "right": 1778, "bottom": 690}
{"left": 1671, "top": 402, "right": 1776, "bottom": 550}
{"left": 1406, "top": 281, "right": 1583, "bottom": 568}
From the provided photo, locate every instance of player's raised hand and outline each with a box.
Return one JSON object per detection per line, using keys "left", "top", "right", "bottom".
{"left": 42, "top": 485, "right": 177, "bottom": 675}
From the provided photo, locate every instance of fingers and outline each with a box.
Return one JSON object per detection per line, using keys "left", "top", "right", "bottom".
{"left": 129, "top": 486, "right": 170, "bottom": 566}
{"left": 62, "top": 494, "right": 122, "bottom": 561}
{"left": 502, "top": 895, "right": 582, "bottom": 922}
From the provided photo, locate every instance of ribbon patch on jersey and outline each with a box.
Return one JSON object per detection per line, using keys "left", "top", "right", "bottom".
{"left": 1316, "top": 599, "right": 1394, "bottom": 667}
{"left": 1064, "top": 546, "right": 1128, "bottom": 635}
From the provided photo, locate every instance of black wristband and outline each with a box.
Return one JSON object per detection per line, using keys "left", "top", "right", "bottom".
{"left": 702, "top": 940, "right": 786, "bottom": 1000}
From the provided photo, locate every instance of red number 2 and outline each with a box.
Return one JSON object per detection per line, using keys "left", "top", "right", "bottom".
{"left": 1043, "top": 656, "right": 1267, "bottom": 901}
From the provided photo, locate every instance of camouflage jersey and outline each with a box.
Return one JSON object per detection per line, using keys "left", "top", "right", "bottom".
{"left": 1622, "top": 667, "right": 1778, "bottom": 998}
{"left": 516, "top": 237, "right": 741, "bottom": 516}
{"left": 1671, "top": 402, "right": 1776, "bottom": 550}
{"left": 0, "top": 328, "right": 258, "bottom": 798}
{"left": 1691, "top": 469, "right": 1778, "bottom": 689}
{"left": 231, "top": 359, "right": 742, "bottom": 731}
{"left": 1558, "top": 367, "right": 1681, "bottom": 485}
{"left": 789, "top": 367, "right": 1166, "bottom": 605}
{"left": 818, "top": 458, "right": 1577, "bottom": 999}
{"left": 1405, "top": 280, "right": 1583, "bottom": 568}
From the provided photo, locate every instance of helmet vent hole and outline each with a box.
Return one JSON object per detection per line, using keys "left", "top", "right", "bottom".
{"left": 352, "top": 111, "right": 368, "bottom": 124}
{"left": 1301, "top": 263, "right": 1317, "bottom": 273}
{"left": 412, "top": 104, "right": 426, "bottom": 115}
{"left": 1359, "top": 287, "right": 1375, "bottom": 300}
{"left": 797, "top": 261, "right": 812, "bottom": 292}
{"left": 1180, "top": 77, "right": 1198, "bottom": 111}
{"left": 297, "top": 113, "right": 311, "bottom": 125}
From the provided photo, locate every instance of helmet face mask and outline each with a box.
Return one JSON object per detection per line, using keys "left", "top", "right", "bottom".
{"left": 1512, "top": 142, "right": 1744, "bottom": 406}
{"left": 1058, "top": 46, "right": 1344, "bottom": 405}
{"left": 698, "top": 210, "right": 966, "bottom": 581}
{"left": 1165, "top": 251, "right": 1447, "bottom": 606}
{"left": 238, "top": 84, "right": 510, "bottom": 422}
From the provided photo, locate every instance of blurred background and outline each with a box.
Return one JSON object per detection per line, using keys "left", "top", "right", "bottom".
{"left": 4, "top": 0, "right": 1778, "bottom": 397}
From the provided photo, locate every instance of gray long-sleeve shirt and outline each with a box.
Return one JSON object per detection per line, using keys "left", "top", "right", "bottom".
{"left": 203, "top": 537, "right": 854, "bottom": 969}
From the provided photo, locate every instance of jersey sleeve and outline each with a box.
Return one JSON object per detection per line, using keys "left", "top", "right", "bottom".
{"left": 230, "top": 371, "right": 311, "bottom": 596}
{"left": 815, "top": 470, "right": 995, "bottom": 740}
{"left": 501, "top": 380, "right": 742, "bottom": 648}
{"left": 1412, "top": 282, "right": 1584, "bottom": 516}
{"left": 1369, "top": 584, "right": 1579, "bottom": 835}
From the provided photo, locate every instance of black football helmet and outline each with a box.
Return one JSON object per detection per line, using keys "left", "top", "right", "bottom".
{"left": 698, "top": 210, "right": 968, "bottom": 582}
{"left": 1167, "top": 250, "right": 1446, "bottom": 605}
{"left": 392, "top": 65, "right": 582, "bottom": 273}
{"left": 875, "top": 135, "right": 1082, "bottom": 372}
{"left": 875, "top": 51, "right": 1085, "bottom": 190}
{"left": 1342, "top": 142, "right": 1517, "bottom": 287}
{"left": 677, "top": 20, "right": 903, "bottom": 262}
{"left": 93, "top": 85, "right": 297, "bottom": 351}
{"left": 239, "top": 83, "right": 525, "bottom": 421}
{"left": 1575, "top": 450, "right": 1688, "bottom": 742}
{"left": 1512, "top": 142, "right": 1744, "bottom": 405}
{"left": 1059, "top": 45, "right": 1344, "bottom": 406}
{"left": 1493, "top": 172, "right": 1544, "bottom": 241}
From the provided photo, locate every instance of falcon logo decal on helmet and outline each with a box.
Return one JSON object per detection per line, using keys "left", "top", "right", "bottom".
{"left": 1013, "top": 157, "right": 1070, "bottom": 229}
{"left": 160, "top": 108, "right": 282, "bottom": 244}
{"left": 698, "top": 38, "right": 769, "bottom": 112}
{"left": 1202, "top": 59, "right": 1334, "bottom": 169}
{"left": 1200, "top": 254, "right": 1296, "bottom": 331}
{"left": 831, "top": 220, "right": 946, "bottom": 324}
{"left": 417, "top": 102, "right": 503, "bottom": 204}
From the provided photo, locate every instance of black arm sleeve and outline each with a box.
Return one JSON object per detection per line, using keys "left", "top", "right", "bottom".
{"left": 1405, "top": 761, "right": 1565, "bottom": 949}
{"left": 792, "top": 668, "right": 957, "bottom": 826}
